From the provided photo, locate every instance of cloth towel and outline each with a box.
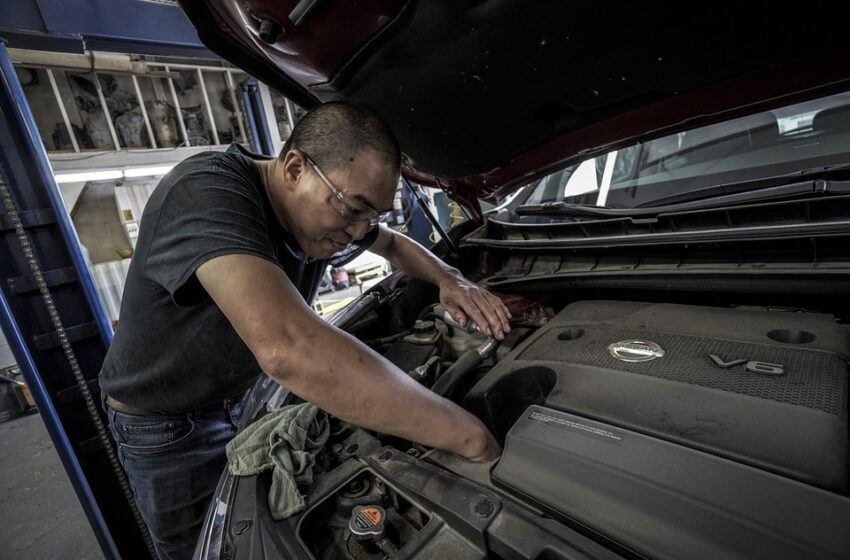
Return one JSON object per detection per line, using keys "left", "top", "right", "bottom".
{"left": 226, "top": 402, "right": 330, "bottom": 520}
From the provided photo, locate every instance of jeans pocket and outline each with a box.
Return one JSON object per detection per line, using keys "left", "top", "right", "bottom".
{"left": 114, "top": 412, "right": 196, "bottom": 455}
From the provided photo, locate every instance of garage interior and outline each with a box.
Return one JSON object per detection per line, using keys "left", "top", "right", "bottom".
{"left": 8, "top": 3, "right": 849, "bottom": 560}
{"left": 0, "top": 2, "right": 459, "bottom": 558}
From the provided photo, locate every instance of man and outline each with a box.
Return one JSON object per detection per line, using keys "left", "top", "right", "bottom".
{"left": 99, "top": 101, "right": 507, "bottom": 559}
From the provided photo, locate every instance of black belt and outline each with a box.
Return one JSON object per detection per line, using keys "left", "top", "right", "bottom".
{"left": 105, "top": 393, "right": 246, "bottom": 416}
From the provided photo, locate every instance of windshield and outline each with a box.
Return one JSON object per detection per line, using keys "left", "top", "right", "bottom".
{"left": 523, "top": 90, "right": 850, "bottom": 209}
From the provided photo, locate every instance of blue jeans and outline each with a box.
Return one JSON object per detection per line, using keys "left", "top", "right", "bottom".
{"left": 106, "top": 400, "right": 244, "bottom": 560}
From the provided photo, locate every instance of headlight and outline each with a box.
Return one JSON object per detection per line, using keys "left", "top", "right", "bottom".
{"left": 193, "top": 473, "right": 235, "bottom": 560}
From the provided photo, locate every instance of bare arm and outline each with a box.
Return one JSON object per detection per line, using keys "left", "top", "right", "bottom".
{"left": 370, "top": 226, "right": 511, "bottom": 339}
{"left": 196, "top": 254, "right": 500, "bottom": 461}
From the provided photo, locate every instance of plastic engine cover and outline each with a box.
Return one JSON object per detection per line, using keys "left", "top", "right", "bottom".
{"left": 492, "top": 405, "right": 850, "bottom": 560}
{"left": 465, "top": 301, "right": 849, "bottom": 491}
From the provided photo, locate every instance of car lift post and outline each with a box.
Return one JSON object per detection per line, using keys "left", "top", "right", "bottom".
{"left": 0, "top": 38, "right": 153, "bottom": 559}
{"left": 240, "top": 77, "right": 277, "bottom": 157}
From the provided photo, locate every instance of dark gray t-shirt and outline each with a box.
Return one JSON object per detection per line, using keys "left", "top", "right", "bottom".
{"left": 99, "top": 144, "right": 377, "bottom": 413}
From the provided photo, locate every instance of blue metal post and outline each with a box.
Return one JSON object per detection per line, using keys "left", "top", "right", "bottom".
{"left": 0, "top": 38, "right": 151, "bottom": 558}
{"left": 240, "top": 81, "right": 263, "bottom": 155}
{"left": 0, "top": 48, "right": 114, "bottom": 346}
{"left": 241, "top": 77, "right": 276, "bottom": 156}
{"left": 0, "top": 289, "right": 120, "bottom": 559}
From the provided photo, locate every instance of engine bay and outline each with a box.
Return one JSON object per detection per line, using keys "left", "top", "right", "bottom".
{"left": 216, "top": 280, "right": 850, "bottom": 560}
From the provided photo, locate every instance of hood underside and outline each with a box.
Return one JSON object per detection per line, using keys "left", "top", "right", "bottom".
{"left": 181, "top": 0, "right": 850, "bottom": 200}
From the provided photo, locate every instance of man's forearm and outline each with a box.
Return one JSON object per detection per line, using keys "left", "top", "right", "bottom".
{"left": 378, "top": 228, "right": 462, "bottom": 288}
{"left": 197, "top": 253, "right": 499, "bottom": 460}
{"left": 263, "top": 315, "right": 493, "bottom": 458}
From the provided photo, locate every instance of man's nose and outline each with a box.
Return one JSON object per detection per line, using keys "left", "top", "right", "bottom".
{"left": 343, "top": 221, "right": 372, "bottom": 241}
{"left": 343, "top": 222, "right": 372, "bottom": 241}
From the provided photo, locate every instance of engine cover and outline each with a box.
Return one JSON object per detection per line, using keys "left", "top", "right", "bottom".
{"left": 465, "top": 301, "right": 849, "bottom": 491}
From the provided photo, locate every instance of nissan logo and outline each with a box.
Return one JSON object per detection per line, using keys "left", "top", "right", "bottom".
{"left": 608, "top": 340, "right": 665, "bottom": 362}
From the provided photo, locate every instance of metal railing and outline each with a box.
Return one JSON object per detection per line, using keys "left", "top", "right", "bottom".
{"left": 13, "top": 57, "right": 255, "bottom": 154}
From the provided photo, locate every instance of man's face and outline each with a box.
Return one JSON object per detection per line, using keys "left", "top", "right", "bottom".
{"left": 282, "top": 148, "right": 398, "bottom": 260}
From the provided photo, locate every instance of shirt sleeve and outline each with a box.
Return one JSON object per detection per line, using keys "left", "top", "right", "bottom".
{"left": 143, "top": 165, "right": 279, "bottom": 306}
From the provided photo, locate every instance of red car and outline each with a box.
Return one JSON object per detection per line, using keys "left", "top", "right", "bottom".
{"left": 179, "top": 2, "right": 850, "bottom": 559}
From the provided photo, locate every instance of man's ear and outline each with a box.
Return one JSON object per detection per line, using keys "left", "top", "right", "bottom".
{"left": 280, "top": 150, "right": 305, "bottom": 192}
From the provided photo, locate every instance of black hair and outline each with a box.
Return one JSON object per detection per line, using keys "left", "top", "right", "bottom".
{"left": 280, "top": 101, "right": 400, "bottom": 173}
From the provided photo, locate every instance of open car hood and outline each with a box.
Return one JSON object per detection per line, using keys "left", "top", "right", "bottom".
{"left": 179, "top": 1, "right": 850, "bottom": 204}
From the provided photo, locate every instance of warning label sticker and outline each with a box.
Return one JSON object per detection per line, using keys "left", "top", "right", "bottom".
{"left": 360, "top": 507, "right": 382, "bottom": 525}
{"left": 528, "top": 410, "right": 623, "bottom": 445}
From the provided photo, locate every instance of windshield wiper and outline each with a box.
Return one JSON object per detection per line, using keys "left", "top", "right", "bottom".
{"left": 514, "top": 178, "right": 850, "bottom": 220}
{"left": 641, "top": 178, "right": 850, "bottom": 211}
{"left": 635, "top": 163, "right": 850, "bottom": 208}
{"left": 515, "top": 201, "right": 622, "bottom": 217}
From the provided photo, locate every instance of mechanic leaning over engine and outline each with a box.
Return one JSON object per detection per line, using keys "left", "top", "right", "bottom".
{"left": 98, "top": 101, "right": 508, "bottom": 560}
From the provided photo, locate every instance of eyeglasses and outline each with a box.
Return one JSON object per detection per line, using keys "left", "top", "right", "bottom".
{"left": 300, "top": 151, "right": 388, "bottom": 228}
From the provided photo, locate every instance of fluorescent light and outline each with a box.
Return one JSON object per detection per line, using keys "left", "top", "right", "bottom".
{"left": 54, "top": 164, "right": 176, "bottom": 183}
{"left": 123, "top": 165, "right": 175, "bottom": 178}
{"left": 54, "top": 170, "right": 123, "bottom": 183}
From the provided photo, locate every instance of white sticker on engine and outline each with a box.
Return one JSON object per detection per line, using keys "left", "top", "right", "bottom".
{"left": 528, "top": 410, "right": 623, "bottom": 444}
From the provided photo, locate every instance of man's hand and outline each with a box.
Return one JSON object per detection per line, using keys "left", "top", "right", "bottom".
{"left": 371, "top": 227, "right": 513, "bottom": 340}
{"left": 459, "top": 421, "right": 503, "bottom": 462}
{"left": 439, "top": 274, "right": 512, "bottom": 340}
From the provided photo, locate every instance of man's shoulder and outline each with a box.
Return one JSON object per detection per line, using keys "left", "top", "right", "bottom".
{"left": 159, "top": 147, "right": 262, "bottom": 196}
{"left": 138, "top": 149, "right": 265, "bottom": 232}
{"left": 172, "top": 146, "right": 252, "bottom": 177}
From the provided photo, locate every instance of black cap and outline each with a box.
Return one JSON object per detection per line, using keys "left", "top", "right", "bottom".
{"left": 348, "top": 505, "right": 386, "bottom": 541}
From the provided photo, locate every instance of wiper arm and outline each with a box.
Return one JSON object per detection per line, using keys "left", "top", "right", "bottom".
{"left": 513, "top": 179, "right": 850, "bottom": 220}
{"left": 642, "top": 179, "right": 850, "bottom": 212}
{"left": 515, "top": 201, "right": 623, "bottom": 217}
{"left": 636, "top": 163, "right": 850, "bottom": 208}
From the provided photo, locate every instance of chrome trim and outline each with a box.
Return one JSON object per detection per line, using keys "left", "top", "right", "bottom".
{"left": 608, "top": 340, "right": 665, "bottom": 362}
{"left": 195, "top": 473, "right": 235, "bottom": 560}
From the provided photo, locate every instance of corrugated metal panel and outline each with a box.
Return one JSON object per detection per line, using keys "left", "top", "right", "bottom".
{"left": 114, "top": 183, "right": 156, "bottom": 247}
{"left": 89, "top": 259, "right": 132, "bottom": 324}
